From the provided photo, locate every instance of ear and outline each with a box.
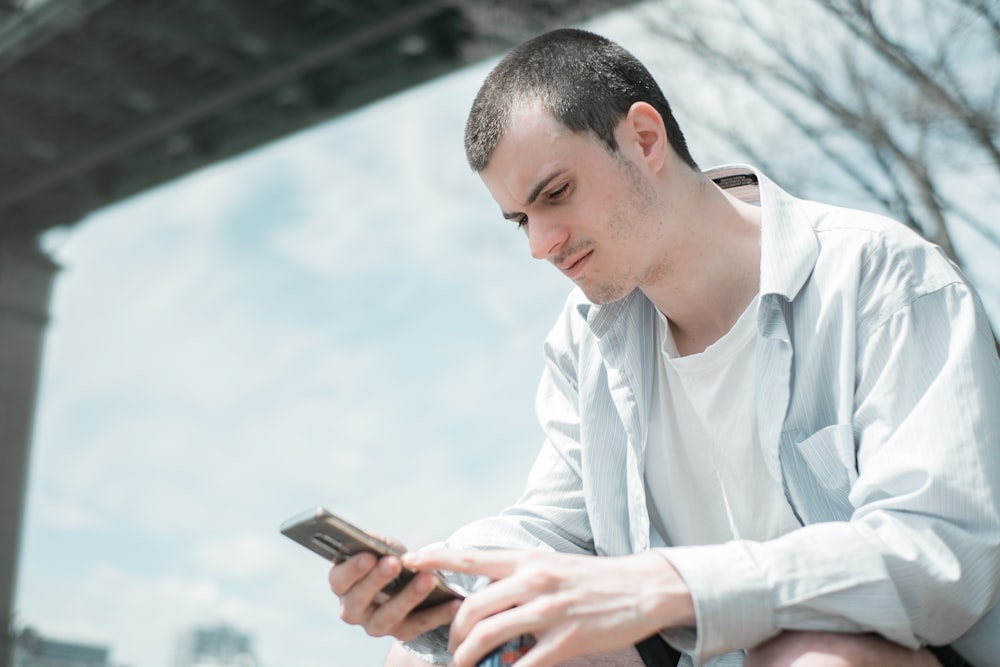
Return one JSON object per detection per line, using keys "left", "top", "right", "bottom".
{"left": 623, "top": 101, "right": 667, "bottom": 173}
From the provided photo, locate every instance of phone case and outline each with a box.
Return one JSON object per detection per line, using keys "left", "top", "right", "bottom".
{"left": 280, "top": 506, "right": 463, "bottom": 611}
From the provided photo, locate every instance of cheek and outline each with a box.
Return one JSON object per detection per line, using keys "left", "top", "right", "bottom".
{"left": 607, "top": 209, "right": 630, "bottom": 240}
{"left": 606, "top": 195, "right": 647, "bottom": 241}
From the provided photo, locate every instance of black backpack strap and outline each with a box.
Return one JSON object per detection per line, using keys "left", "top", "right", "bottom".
{"left": 634, "top": 634, "right": 682, "bottom": 667}
{"left": 927, "top": 644, "right": 977, "bottom": 667}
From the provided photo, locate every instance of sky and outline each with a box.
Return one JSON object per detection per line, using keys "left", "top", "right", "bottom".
{"left": 15, "top": 40, "right": 564, "bottom": 667}
{"left": 12, "top": 5, "right": 1000, "bottom": 667}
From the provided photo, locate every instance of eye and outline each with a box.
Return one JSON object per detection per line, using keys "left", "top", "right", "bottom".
{"left": 548, "top": 183, "right": 570, "bottom": 201}
{"left": 514, "top": 215, "right": 528, "bottom": 231}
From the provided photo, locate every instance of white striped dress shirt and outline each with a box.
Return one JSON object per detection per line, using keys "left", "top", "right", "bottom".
{"left": 406, "top": 166, "right": 1000, "bottom": 667}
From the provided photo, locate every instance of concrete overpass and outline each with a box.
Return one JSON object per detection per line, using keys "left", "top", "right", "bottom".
{"left": 0, "top": 0, "right": 634, "bottom": 662}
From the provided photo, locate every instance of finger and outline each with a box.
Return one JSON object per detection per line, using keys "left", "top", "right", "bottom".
{"left": 449, "top": 576, "right": 537, "bottom": 648}
{"left": 328, "top": 551, "right": 378, "bottom": 596}
{"left": 450, "top": 608, "right": 541, "bottom": 667}
{"left": 402, "top": 548, "right": 521, "bottom": 579}
{"left": 400, "top": 598, "right": 462, "bottom": 641}
{"left": 373, "top": 595, "right": 462, "bottom": 641}
{"left": 366, "top": 572, "right": 454, "bottom": 637}
{"left": 338, "top": 556, "right": 403, "bottom": 625}
{"left": 507, "top": 636, "right": 568, "bottom": 667}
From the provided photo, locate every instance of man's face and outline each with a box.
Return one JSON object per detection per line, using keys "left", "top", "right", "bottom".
{"left": 479, "top": 103, "right": 670, "bottom": 305}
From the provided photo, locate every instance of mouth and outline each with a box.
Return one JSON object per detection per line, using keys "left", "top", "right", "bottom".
{"left": 558, "top": 249, "right": 593, "bottom": 279}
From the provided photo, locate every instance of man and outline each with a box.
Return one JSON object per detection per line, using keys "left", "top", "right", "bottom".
{"left": 328, "top": 28, "right": 1000, "bottom": 667}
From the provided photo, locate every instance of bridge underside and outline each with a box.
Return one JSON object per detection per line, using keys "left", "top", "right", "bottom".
{"left": 0, "top": 0, "right": 632, "bottom": 241}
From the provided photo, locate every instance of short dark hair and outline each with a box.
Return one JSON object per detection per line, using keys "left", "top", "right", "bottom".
{"left": 464, "top": 28, "right": 698, "bottom": 172}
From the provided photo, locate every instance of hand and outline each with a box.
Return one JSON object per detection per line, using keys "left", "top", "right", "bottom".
{"left": 328, "top": 537, "right": 461, "bottom": 641}
{"left": 402, "top": 549, "right": 694, "bottom": 667}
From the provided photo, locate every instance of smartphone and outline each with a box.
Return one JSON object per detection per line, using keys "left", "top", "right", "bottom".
{"left": 280, "top": 506, "right": 464, "bottom": 611}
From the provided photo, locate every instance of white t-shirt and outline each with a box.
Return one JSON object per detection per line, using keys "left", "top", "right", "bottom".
{"left": 645, "top": 295, "right": 801, "bottom": 548}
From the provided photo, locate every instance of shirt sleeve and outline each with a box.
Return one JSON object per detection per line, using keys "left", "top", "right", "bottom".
{"left": 660, "top": 282, "right": 1000, "bottom": 663}
{"left": 402, "top": 302, "right": 595, "bottom": 662}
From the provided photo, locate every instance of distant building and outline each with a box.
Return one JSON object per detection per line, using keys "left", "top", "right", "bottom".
{"left": 12, "top": 627, "right": 110, "bottom": 667}
{"left": 173, "top": 625, "right": 258, "bottom": 667}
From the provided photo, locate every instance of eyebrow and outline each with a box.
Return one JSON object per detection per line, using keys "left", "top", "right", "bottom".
{"left": 501, "top": 169, "right": 564, "bottom": 220}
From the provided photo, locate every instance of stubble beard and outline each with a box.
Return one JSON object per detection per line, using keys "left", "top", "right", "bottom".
{"left": 582, "top": 157, "right": 663, "bottom": 305}
{"left": 583, "top": 279, "right": 630, "bottom": 305}
{"left": 554, "top": 239, "right": 628, "bottom": 305}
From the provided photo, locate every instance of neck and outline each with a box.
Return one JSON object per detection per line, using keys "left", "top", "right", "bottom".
{"left": 641, "top": 172, "right": 761, "bottom": 356}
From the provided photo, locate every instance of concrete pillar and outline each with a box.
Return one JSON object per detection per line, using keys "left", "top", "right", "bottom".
{"left": 0, "top": 239, "right": 58, "bottom": 667}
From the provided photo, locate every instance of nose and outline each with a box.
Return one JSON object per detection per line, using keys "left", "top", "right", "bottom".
{"left": 527, "top": 217, "right": 568, "bottom": 260}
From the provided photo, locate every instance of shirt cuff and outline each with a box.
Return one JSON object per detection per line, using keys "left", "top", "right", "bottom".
{"left": 655, "top": 542, "right": 777, "bottom": 662}
{"left": 401, "top": 625, "right": 451, "bottom": 665}
{"left": 401, "top": 563, "right": 490, "bottom": 665}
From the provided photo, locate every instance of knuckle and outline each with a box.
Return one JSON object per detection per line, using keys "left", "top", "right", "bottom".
{"left": 470, "top": 618, "right": 502, "bottom": 648}
{"left": 533, "top": 595, "right": 567, "bottom": 619}
{"left": 330, "top": 556, "right": 373, "bottom": 594}
{"left": 353, "top": 552, "right": 377, "bottom": 574}
{"left": 339, "top": 605, "right": 360, "bottom": 625}
{"left": 525, "top": 570, "right": 558, "bottom": 591}
{"left": 368, "top": 598, "right": 413, "bottom": 638}
{"left": 328, "top": 575, "right": 348, "bottom": 596}
{"left": 366, "top": 614, "right": 394, "bottom": 638}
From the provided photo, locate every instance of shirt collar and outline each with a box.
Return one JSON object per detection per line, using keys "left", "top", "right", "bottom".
{"left": 583, "top": 289, "right": 646, "bottom": 338}
{"left": 705, "top": 164, "right": 818, "bottom": 302}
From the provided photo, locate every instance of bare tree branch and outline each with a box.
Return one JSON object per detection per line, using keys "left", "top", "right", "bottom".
{"left": 639, "top": 0, "right": 1000, "bottom": 346}
{"left": 948, "top": 0, "right": 1000, "bottom": 47}
{"left": 819, "top": 0, "right": 1000, "bottom": 170}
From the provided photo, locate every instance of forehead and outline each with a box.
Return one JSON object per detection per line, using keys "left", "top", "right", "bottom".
{"left": 503, "top": 99, "right": 565, "bottom": 141}
{"left": 482, "top": 102, "right": 603, "bottom": 204}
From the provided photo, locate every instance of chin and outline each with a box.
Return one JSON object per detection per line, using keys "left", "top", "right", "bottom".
{"left": 581, "top": 282, "right": 631, "bottom": 305}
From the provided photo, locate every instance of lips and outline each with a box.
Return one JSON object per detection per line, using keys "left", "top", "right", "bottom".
{"left": 558, "top": 249, "right": 592, "bottom": 278}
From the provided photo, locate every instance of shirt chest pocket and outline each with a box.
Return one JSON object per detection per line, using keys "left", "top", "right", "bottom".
{"left": 779, "top": 423, "right": 858, "bottom": 524}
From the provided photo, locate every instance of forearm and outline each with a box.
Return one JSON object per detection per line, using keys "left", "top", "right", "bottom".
{"left": 659, "top": 515, "right": 1000, "bottom": 663}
